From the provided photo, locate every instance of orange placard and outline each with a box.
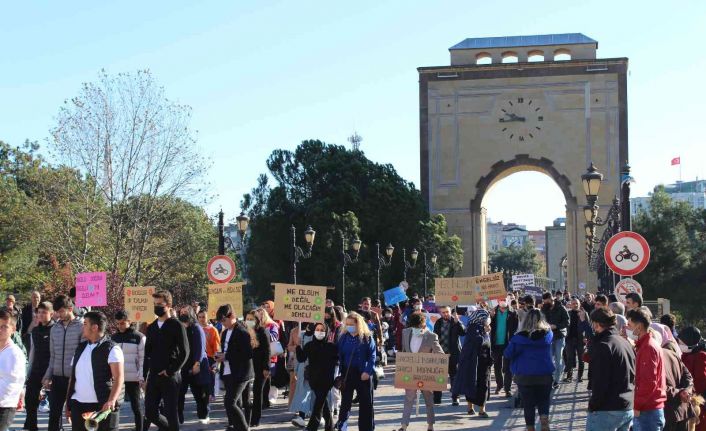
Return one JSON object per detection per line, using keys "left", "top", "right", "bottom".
{"left": 434, "top": 273, "right": 506, "bottom": 305}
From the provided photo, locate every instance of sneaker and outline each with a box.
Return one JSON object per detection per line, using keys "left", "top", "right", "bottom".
{"left": 292, "top": 416, "right": 306, "bottom": 428}
{"left": 199, "top": 417, "right": 210, "bottom": 425}
{"left": 38, "top": 399, "right": 50, "bottom": 413}
{"left": 451, "top": 399, "right": 459, "bottom": 406}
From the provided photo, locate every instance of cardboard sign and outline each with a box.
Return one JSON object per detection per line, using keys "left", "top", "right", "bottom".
{"left": 75, "top": 272, "right": 107, "bottom": 307}
{"left": 434, "top": 273, "right": 507, "bottom": 305}
{"left": 124, "top": 287, "right": 156, "bottom": 323}
{"left": 524, "top": 285, "right": 544, "bottom": 300}
{"left": 511, "top": 274, "right": 536, "bottom": 291}
{"left": 383, "top": 286, "right": 408, "bottom": 306}
{"left": 207, "top": 283, "right": 245, "bottom": 320}
{"left": 273, "top": 283, "right": 327, "bottom": 323}
{"left": 394, "top": 352, "right": 450, "bottom": 391}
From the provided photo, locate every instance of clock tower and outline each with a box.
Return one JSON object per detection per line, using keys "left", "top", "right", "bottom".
{"left": 419, "top": 33, "right": 628, "bottom": 293}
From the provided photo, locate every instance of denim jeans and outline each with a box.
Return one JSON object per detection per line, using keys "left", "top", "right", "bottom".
{"left": 586, "top": 410, "right": 633, "bottom": 431}
{"left": 551, "top": 337, "right": 566, "bottom": 383}
{"left": 633, "top": 409, "right": 665, "bottom": 431}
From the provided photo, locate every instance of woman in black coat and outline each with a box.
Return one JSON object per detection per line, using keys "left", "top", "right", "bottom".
{"left": 243, "top": 310, "right": 271, "bottom": 427}
{"left": 296, "top": 322, "right": 339, "bottom": 431}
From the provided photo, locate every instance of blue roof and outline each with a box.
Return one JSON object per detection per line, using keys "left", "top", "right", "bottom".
{"left": 450, "top": 33, "right": 597, "bottom": 50}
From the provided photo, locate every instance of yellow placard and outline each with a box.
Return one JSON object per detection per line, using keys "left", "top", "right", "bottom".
{"left": 207, "top": 283, "right": 244, "bottom": 320}
{"left": 434, "top": 272, "right": 507, "bottom": 305}
{"left": 273, "top": 283, "right": 327, "bottom": 324}
{"left": 394, "top": 352, "right": 450, "bottom": 391}
{"left": 124, "top": 286, "right": 156, "bottom": 323}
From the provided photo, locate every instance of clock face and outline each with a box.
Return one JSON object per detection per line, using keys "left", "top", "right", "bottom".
{"left": 495, "top": 96, "right": 544, "bottom": 143}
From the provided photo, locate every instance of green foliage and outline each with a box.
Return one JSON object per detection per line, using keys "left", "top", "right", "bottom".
{"left": 633, "top": 187, "right": 706, "bottom": 328}
{"left": 242, "top": 140, "right": 463, "bottom": 309}
{"left": 488, "top": 241, "right": 541, "bottom": 275}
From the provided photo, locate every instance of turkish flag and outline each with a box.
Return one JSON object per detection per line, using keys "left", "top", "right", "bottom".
{"left": 671, "top": 157, "right": 681, "bottom": 166}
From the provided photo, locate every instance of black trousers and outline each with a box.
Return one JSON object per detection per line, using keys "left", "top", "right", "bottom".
{"left": 307, "top": 386, "right": 333, "bottom": 431}
{"left": 145, "top": 373, "right": 181, "bottom": 431}
{"left": 0, "top": 407, "right": 16, "bottom": 431}
{"left": 223, "top": 375, "right": 250, "bottom": 431}
{"left": 564, "top": 337, "right": 585, "bottom": 377}
{"left": 433, "top": 353, "right": 459, "bottom": 403}
{"left": 124, "top": 381, "right": 146, "bottom": 431}
{"left": 69, "top": 400, "right": 119, "bottom": 431}
{"left": 48, "top": 375, "right": 70, "bottom": 431}
{"left": 243, "top": 369, "right": 266, "bottom": 425}
{"left": 491, "top": 344, "right": 513, "bottom": 392}
{"left": 337, "top": 370, "right": 374, "bottom": 431}
{"left": 23, "top": 376, "right": 43, "bottom": 431}
{"left": 178, "top": 372, "right": 209, "bottom": 421}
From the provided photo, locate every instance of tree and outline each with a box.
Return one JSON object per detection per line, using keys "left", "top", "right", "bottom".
{"left": 242, "top": 140, "right": 463, "bottom": 308}
{"left": 633, "top": 186, "right": 706, "bottom": 328}
{"left": 488, "top": 241, "right": 541, "bottom": 275}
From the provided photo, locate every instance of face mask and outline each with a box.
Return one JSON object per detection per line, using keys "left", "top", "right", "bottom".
{"left": 626, "top": 329, "right": 638, "bottom": 341}
{"left": 384, "top": 313, "right": 392, "bottom": 319}
{"left": 154, "top": 306, "right": 166, "bottom": 317}
{"left": 178, "top": 315, "right": 190, "bottom": 323}
{"left": 413, "top": 305, "right": 422, "bottom": 311}
{"left": 499, "top": 301, "right": 507, "bottom": 308}
{"left": 679, "top": 343, "right": 693, "bottom": 354}
{"left": 245, "top": 320, "right": 255, "bottom": 329}
{"left": 412, "top": 328, "right": 425, "bottom": 337}
{"left": 427, "top": 300, "right": 435, "bottom": 304}
{"left": 314, "top": 331, "right": 326, "bottom": 340}
{"left": 347, "top": 325, "right": 357, "bottom": 334}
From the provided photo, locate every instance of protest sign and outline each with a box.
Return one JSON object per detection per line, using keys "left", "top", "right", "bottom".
{"left": 383, "top": 286, "right": 408, "bottom": 306}
{"left": 524, "top": 285, "right": 544, "bottom": 300}
{"left": 434, "top": 273, "right": 506, "bottom": 305}
{"left": 273, "top": 283, "right": 327, "bottom": 323}
{"left": 124, "top": 287, "right": 155, "bottom": 323}
{"left": 511, "top": 274, "right": 536, "bottom": 291}
{"left": 394, "top": 352, "right": 450, "bottom": 391}
{"left": 207, "top": 283, "right": 245, "bottom": 321}
{"left": 75, "top": 272, "right": 107, "bottom": 307}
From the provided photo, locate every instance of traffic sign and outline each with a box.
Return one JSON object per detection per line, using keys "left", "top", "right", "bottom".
{"left": 207, "top": 255, "right": 237, "bottom": 283}
{"left": 604, "top": 231, "right": 650, "bottom": 276}
{"left": 614, "top": 278, "right": 643, "bottom": 304}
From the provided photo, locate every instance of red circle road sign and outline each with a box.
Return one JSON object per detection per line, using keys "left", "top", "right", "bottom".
{"left": 614, "top": 278, "right": 643, "bottom": 304}
{"left": 604, "top": 231, "right": 650, "bottom": 276}
{"left": 207, "top": 255, "right": 237, "bottom": 283}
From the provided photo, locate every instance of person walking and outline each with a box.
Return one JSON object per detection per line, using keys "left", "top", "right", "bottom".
{"left": 290, "top": 323, "right": 315, "bottom": 428}
{"left": 452, "top": 309, "right": 493, "bottom": 418}
{"left": 143, "top": 291, "right": 190, "bottom": 431}
{"left": 433, "top": 305, "right": 466, "bottom": 405}
{"left": 677, "top": 326, "right": 706, "bottom": 431}
{"left": 243, "top": 310, "right": 270, "bottom": 428}
{"left": 111, "top": 311, "right": 147, "bottom": 431}
{"left": 541, "top": 292, "right": 569, "bottom": 389}
{"left": 490, "top": 298, "right": 518, "bottom": 397}
{"left": 397, "top": 311, "right": 444, "bottom": 430}
{"left": 335, "top": 312, "right": 376, "bottom": 431}
{"left": 504, "top": 308, "right": 554, "bottom": 431}
{"left": 23, "top": 301, "right": 54, "bottom": 431}
{"left": 197, "top": 309, "right": 221, "bottom": 402}
{"left": 254, "top": 307, "right": 280, "bottom": 408}
{"left": 65, "top": 311, "right": 124, "bottom": 431}
{"left": 585, "top": 307, "right": 635, "bottom": 431}
{"left": 563, "top": 298, "right": 590, "bottom": 383}
{"left": 296, "top": 322, "right": 338, "bottom": 431}
{"left": 216, "top": 304, "right": 254, "bottom": 431}
{"left": 0, "top": 309, "right": 26, "bottom": 431}
{"left": 43, "top": 295, "right": 84, "bottom": 431}
{"left": 627, "top": 307, "right": 667, "bottom": 431}
{"left": 176, "top": 306, "right": 210, "bottom": 425}
{"left": 660, "top": 329, "right": 694, "bottom": 431}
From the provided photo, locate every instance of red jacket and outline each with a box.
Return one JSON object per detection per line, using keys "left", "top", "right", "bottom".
{"left": 634, "top": 333, "right": 667, "bottom": 411}
{"left": 682, "top": 350, "right": 706, "bottom": 431}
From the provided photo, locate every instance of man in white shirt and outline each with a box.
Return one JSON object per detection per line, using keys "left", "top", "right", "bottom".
{"left": 0, "top": 308, "right": 26, "bottom": 431}
{"left": 66, "top": 311, "right": 124, "bottom": 431}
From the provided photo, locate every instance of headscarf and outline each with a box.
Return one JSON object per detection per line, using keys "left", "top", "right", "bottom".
{"left": 650, "top": 322, "right": 675, "bottom": 347}
{"left": 468, "top": 309, "right": 490, "bottom": 328}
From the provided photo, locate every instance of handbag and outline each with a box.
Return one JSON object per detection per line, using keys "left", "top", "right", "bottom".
{"left": 270, "top": 340, "right": 284, "bottom": 356}
{"left": 334, "top": 337, "right": 358, "bottom": 391}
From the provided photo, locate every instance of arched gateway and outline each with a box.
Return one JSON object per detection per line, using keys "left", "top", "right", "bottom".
{"left": 419, "top": 34, "right": 628, "bottom": 292}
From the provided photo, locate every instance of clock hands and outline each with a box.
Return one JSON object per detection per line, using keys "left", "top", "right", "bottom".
{"left": 498, "top": 112, "right": 526, "bottom": 123}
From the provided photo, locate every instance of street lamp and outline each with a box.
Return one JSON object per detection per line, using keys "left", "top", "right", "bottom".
{"left": 376, "top": 243, "right": 394, "bottom": 302}
{"left": 422, "top": 252, "right": 438, "bottom": 297}
{"left": 402, "top": 247, "right": 418, "bottom": 281}
{"left": 581, "top": 162, "right": 603, "bottom": 206}
{"left": 292, "top": 225, "right": 316, "bottom": 284}
{"left": 341, "top": 234, "right": 362, "bottom": 308}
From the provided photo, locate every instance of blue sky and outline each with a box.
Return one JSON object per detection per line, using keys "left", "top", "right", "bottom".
{"left": 2, "top": 1, "right": 705, "bottom": 230}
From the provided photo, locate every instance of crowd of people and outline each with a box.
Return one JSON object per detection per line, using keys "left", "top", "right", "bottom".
{"left": 0, "top": 287, "right": 704, "bottom": 431}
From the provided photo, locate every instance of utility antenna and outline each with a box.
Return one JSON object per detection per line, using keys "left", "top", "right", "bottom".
{"left": 348, "top": 132, "right": 362, "bottom": 151}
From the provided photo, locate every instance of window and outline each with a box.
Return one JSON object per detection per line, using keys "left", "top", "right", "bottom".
{"left": 528, "top": 50, "right": 544, "bottom": 62}
{"left": 475, "top": 52, "right": 492, "bottom": 65}
{"left": 553, "top": 48, "right": 571, "bottom": 61}
{"left": 501, "top": 51, "right": 518, "bottom": 63}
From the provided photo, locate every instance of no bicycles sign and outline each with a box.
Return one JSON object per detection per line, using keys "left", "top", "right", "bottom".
{"left": 604, "top": 231, "right": 650, "bottom": 277}
{"left": 206, "top": 255, "right": 237, "bottom": 283}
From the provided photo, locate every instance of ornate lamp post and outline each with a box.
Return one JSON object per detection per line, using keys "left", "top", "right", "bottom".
{"left": 341, "top": 235, "right": 362, "bottom": 307}
{"left": 292, "top": 225, "right": 316, "bottom": 284}
{"left": 402, "top": 248, "right": 419, "bottom": 281}
{"left": 376, "top": 243, "right": 394, "bottom": 302}
{"left": 422, "top": 252, "right": 438, "bottom": 297}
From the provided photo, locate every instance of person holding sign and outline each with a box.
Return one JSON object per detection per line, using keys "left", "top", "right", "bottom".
{"left": 335, "top": 312, "right": 376, "bottom": 431}
{"left": 396, "top": 311, "right": 444, "bottom": 431}
{"left": 452, "top": 309, "right": 493, "bottom": 418}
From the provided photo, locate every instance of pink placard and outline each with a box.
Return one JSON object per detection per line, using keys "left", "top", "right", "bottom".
{"left": 75, "top": 272, "right": 107, "bottom": 307}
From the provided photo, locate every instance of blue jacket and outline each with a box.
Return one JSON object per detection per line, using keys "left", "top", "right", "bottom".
{"left": 504, "top": 329, "right": 555, "bottom": 376}
{"left": 338, "top": 332, "right": 376, "bottom": 376}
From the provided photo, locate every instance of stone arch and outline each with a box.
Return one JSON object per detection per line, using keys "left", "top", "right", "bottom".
{"left": 527, "top": 49, "right": 545, "bottom": 62}
{"left": 475, "top": 52, "right": 492, "bottom": 65}
{"left": 501, "top": 51, "right": 519, "bottom": 63}
{"left": 553, "top": 48, "right": 572, "bottom": 61}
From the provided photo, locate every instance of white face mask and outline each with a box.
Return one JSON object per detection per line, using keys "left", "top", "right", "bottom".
{"left": 245, "top": 320, "right": 255, "bottom": 329}
{"left": 413, "top": 305, "right": 422, "bottom": 311}
{"left": 499, "top": 301, "right": 507, "bottom": 308}
{"left": 412, "top": 327, "right": 425, "bottom": 337}
{"left": 679, "top": 343, "right": 693, "bottom": 354}
{"left": 314, "top": 331, "right": 326, "bottom": 340}
{"left": 626, "top": 329, "right": 638, "bottom": 341}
